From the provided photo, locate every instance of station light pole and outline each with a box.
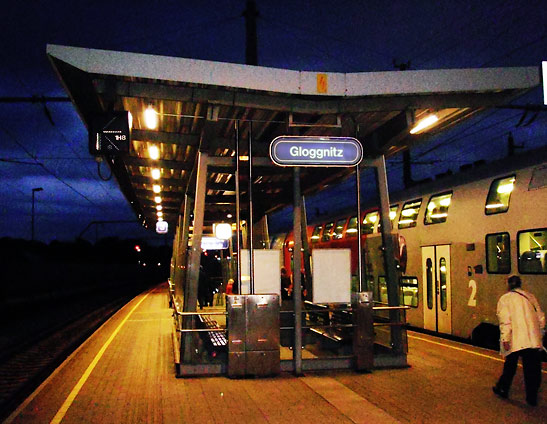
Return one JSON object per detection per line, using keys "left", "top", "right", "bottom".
{"left": 31, "top": 187, "right": 43, "bottom": 241}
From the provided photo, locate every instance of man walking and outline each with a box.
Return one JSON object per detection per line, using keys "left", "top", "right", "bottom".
{"left": 493, "top": 275, "right": 545, "bottom": 406}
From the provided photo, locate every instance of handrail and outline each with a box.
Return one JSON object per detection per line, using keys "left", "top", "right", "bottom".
{"left": 373, "top": 305, "right": 410, "bottom": 311}
{"left": 174, "top": 310, "right": 227, "bottom": 316}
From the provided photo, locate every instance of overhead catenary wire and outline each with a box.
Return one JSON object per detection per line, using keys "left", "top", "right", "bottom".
{"left": 0, "top": 122, "right": 100, "bottom": 207}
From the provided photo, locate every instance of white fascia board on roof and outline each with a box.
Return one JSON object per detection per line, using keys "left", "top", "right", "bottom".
{"left": 345, "top": 67, "right": 539, "bottom": 96}
{"left": 47, "top": 44, "right": 539, "bottom": 97}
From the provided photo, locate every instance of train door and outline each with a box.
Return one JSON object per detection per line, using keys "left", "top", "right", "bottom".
{"left": 421, "top": 245, "right": 452, "bottom": 334}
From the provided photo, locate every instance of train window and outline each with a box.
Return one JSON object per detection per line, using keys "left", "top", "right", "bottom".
{"left": 321, "top": 222, "right": 334, "bottom": 242}
{"left": 311, "top": 225, "right": 323, "bottom": 243}
{"left": 377, "top": 205, "right": 399, "bottom": 231}
{"left": 285, "top": 240, "right": 294, "bottom": 252}
{"left": 400, "top": 277, "right": 418, "bottom": 308}
{"left": 485, "top": 175, "right": 515, "bottom": 215}
{"left": 426, "top": 258, "right": 433, "bottom": 310}
{"left": 390, "top": 205, "right": 398, "bottom": 223}
{"left": 517, "top": 228, "right": 547, "bottom": 274}
{"left": 424, "top": 192, "right": 452, "bottom": 225}
{"left": 346, "top": 216, "right": 358, "bottom": 237}
{"left": 398, "top": 199, "right": 422, "bottom": 229}
{"left": 378, "top": 276, "right": 388, "bottom": 304}
{"left": 333, "top": 218, "right": 346, "bottom": 239}
{"left": 365, "top": 275, "right": 374, "bottom": 293}
{"left": 439, "top": 257, "right": 448, "bottom": 311}
{"left": 363, "top": 211, "right": 379, "bottom": 234}
{"left": 486, "top": 232, "right": 511, "bottom": 274}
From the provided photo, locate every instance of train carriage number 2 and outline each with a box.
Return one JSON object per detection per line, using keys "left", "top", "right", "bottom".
{"left": 468, "top": 280, "right": 477, "bottom": 307}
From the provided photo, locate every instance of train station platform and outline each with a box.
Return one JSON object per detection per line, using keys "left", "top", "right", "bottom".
{"left": 5, "top": 284, "right": 545, "bottom": 423}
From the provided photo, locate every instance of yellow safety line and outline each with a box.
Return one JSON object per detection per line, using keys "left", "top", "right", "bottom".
{"left": 50, "top": 293, "right": 149, "bottom": 424}
{"left": 409, "top": 333, "right": 547, "bottom": 374}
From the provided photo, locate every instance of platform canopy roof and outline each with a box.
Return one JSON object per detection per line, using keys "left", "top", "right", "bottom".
{"left": 47, "top": 44, "right": 540, "bottom": 231}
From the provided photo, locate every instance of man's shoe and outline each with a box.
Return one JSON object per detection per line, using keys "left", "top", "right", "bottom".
{"left": 492, "top": 386, "right": 508, "bottom": 399}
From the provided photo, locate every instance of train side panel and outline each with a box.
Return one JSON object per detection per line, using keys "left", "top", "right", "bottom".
{"left": 400, "top": 164, "right": 546, "bottom": 339}
{"left": 271, "top": 153, "right": 546, "bottom": 342}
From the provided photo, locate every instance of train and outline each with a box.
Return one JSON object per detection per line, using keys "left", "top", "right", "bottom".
{"left": 270, "top": 146, "right": 547, "bottom": 345}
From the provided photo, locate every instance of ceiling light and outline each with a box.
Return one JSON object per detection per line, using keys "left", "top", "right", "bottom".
{"left": 156, "top": 205, "right": 163, "bottom": 211}
{"left": 144, "top": 105, "right": 158, "bottom": 130}
{"left": 151, "top": 168, "right": 161, "bottom": 179}
{"left": 410, "top": 114, "right": 439, "bottom": 134}
{"left": 153, "top": 184, "right": 161, "bottom": 193}
{"left": 214, "top": 223, "right": 232, "bottom": 240}
{"left": 149, "top": 145, "right": 160, "bottom": 160}
{"left": 154, "top": 196, "right": 162, "bottom": 203}
{"left": 127, "top": 111, "right": 133, "bottom": 129}
{"left": 157, "top": 211, "right": 163, "bottom": 217}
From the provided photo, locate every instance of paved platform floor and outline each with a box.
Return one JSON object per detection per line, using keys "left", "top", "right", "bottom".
{"left": 5, "top": 284, "right": 546, "bottom": 423}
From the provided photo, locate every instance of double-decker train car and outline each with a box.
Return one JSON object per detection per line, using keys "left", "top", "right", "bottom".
{"left": 271, "top": 147, "right": 547, "bottom": 344}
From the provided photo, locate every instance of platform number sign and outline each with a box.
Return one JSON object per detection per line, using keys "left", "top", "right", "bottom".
{"left": 89, "top": 111, "right": 131, "bottom": 156}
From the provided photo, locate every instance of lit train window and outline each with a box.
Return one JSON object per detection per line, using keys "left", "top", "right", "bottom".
{"left": 439, "top": 257, "right": 447, "bottom": 311}
{"left": 365, "top": 275, "right": 374, "bottom": 293}
{"left": 400, "top": 277, "right": 418, "bottom": 308}
{"left": 285, "top": 240, "right": 294, "bottom": 252}
{"left": 424, "top": 192, "right": 452, "bottom": 225}
{"left": 346, "top": 216, "right": 358, "bottom": 237}
{"left": 363, "top": 211, "right": 379, "bottom": 234}
{"left": 485, "top": 175, "right": 515, "bottom": 215}
{"left": 517, "top": 228, "right": 547, "bottom": 274}
{"left": 398, "top": 199, "right": 422, "bottom": 229}
{"left": 333, "top": 218, "right": 346, "bottom": 239}
{"left": 390, "top": 205, "right": 398, "bottom": 224}
{"left": 321, "top": 222, "right": 334, "bottom": 242}
{"left": 486, "top": 232, "right": 511, "bottom": 274}
{"left": 378, "top": 276, "right": 388, "bottom": 304}
{"left": 378, "top": 205, "right": 399, "bottom": 231}
{"left": 311, "top": 225, "right": 323, "bottom": 243}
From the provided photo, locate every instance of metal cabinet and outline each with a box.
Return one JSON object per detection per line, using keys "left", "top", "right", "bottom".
{"left": 353, "top": 291, "right": 374, "bottom": 371}
{"left": 227, "top": 294, "right": 280, "bottom": 377}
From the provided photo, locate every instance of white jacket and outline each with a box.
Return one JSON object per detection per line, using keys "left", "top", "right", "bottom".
{"left": 497, "top": 288, "right": 545, "bottom": 356}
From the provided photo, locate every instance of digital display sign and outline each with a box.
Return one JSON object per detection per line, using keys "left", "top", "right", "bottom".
{"left": 89, "top": 111, "right": 131, "bottom": 156}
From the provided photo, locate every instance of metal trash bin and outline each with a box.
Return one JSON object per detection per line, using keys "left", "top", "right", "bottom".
{"left": 227, "top": 294, "right": 280, "bottom": 377}
{"left": 353, "top": 291, "right": 374, "bottom": 371}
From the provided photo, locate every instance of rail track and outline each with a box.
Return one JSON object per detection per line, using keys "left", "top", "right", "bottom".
{"left": 0, "top": 287, "right": 144, "bottom": 421}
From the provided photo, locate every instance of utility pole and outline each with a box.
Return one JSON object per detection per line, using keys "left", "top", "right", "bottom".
{"left": 243, "top": 0, "right": 258, "bottom": 65}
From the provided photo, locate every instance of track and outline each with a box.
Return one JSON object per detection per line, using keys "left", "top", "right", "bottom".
{"left": 0, "top": 289, "right": 141, "bottom": 421}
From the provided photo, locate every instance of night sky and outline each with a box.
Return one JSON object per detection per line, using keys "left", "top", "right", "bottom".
{"left": 1, "top": 1, "right": 546, "bottom": 243}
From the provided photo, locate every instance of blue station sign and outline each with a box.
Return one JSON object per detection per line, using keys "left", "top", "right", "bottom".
{"left": 270, "top": 136, "right": 363, "bottom": 167}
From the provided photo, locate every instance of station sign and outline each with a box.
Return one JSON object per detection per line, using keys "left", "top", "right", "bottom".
{"left": 201, "top": 236, "right": 229, "bottom": 250}
{"left": 270, "top": 136, "right": 362, "bottom": 167}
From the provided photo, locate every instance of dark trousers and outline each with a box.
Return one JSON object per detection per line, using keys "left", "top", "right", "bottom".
{"left": 497, "top": 348, "right": 542, "bottom": 402}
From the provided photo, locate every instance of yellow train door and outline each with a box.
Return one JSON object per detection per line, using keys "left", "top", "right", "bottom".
{"left": 422, "top": 245, "right": 452, "bottom": 334}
